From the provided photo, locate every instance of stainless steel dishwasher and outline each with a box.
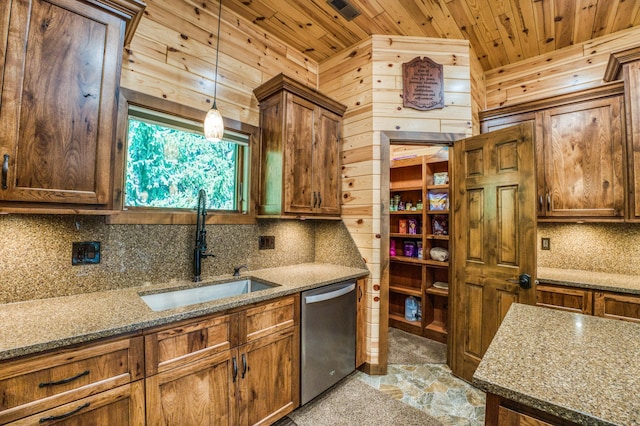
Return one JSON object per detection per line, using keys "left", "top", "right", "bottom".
{"left": 300, "top": 280, "right": 356, "bottom": 405}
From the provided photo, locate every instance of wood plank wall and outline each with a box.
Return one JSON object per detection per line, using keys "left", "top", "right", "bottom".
{"left": 484, "top": 25, "right": 640, "bottom": 110}
{"left": 319, "top": 35, "right": 472, "bottom": 366}
{"left": 121, "top": 0, "right": 318, "bottom": 126}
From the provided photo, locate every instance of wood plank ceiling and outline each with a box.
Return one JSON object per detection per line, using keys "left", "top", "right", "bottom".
{"left": 224, "top": 0, "right": 640, "bottom": 71}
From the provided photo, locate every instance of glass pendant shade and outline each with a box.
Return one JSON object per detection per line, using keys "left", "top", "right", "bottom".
{"left": 204, "top": 103, "right": 224, "bottom": 142}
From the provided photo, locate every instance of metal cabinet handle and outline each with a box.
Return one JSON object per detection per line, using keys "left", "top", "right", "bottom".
{"left": 318, "top": 192, "right": 322, "bottom": 208}
{"left": 241, "top": 353, "right": 247, "bottom": 378}
{"left": 357, "top": 283, "right": 363, "bottom": 302}
{"left": 546, "top": 192, "right": 551, "bottom": 211}
{"left": 2, "top": 154, "right": 8, "bottom": 190}
{"left": 39, "top": 402, "right": 90, "bottom": 423}
{"left": 39, "top": 370, "right": 89, "bottom": 388}
{"left": 538, "top": 195, "right": 543, "bottom": 212}
{"left": 232, "top": 356, "right": 238, "bottom": 382}
{"left": 313, "top": 191, "right": 317, "bottom": 208}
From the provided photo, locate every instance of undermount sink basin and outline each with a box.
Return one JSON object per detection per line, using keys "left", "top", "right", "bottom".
{"left": 140, "top": 279, "right": 278, "bottom": 311}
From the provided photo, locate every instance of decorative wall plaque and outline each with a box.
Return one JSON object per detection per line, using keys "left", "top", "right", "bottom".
{"left": 402, "top": 57, "right": 444, "bottom": 111}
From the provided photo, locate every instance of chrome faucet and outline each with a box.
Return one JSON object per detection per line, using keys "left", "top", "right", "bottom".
{"left": 194, "top": 189, "right": 214, "bottom": 282}
{"left": 233, "top": 264, "right": 248, "bottom": 277}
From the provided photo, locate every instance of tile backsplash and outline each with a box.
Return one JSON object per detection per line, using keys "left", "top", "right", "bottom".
{"left": 537, "top": 222, "right": 640, "bottom": 275}
{"left": 0, "top": 215, "right": 365, "bottom": 304}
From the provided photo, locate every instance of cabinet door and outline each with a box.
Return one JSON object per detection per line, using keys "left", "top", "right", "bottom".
{"left": 146, "top": 350, "right": 237, "bottom": 426}
{"left": 283, "top": 94, "right": 315, "bottom": 214}
{"left": 542, "top": 97, "right": 625, "bottom": 218}
{"left": 238, "top": 327, "right": 299, "bottom": 426}
{"left": 313, "top": 108, "right": 342, "bottom": 215}
{"left": 257, "top": 94, "right": 285, "bottom": 216}
{"left": 10, "top": 381, "right": 145, "bottom": 426}
{"left": 0, "top": 0, "right": 123, "bottom": 204}
{"left": 594, "top": 291, "right": 640, "bottom": 323}
{"left": 536, "top": 284, "right": 593, "bottom": 314}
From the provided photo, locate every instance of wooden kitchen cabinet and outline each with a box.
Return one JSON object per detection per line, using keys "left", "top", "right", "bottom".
{"left": 536, "top": 283, "right": 593, "bottom": 315}
{"left": 594, "top": 291, "right": 640, "bottom": 323}
{"left": 0, "top": 0, "right": 143, "bottom": 209}
{"left": 485, "top": 393, "right": 576, "bottom": 426}
{"left": 0, "top": 334, "right": 144, "bottom": 424}
{"left": 356, "top": 278, "right": 367, "bottom": 368}
{"left": 144, "top": 295, "right": 300, "bottom": 426}
{"left": 480, "top": 83, "right": 626, "bottom": 221}
{"left": 253, "top": 74, "right": 347, "bottom": 218}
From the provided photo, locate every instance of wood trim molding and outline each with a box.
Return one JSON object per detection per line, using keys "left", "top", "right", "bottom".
{"left": 604, "top": 46, "right": 640, "bottom": 82}
{"left": 253, "top": 73, "right": 347, "bottom": 116}
{"left": 89, "top": 0, "right": 146, "bottom": 46}
{"left": 479, "top": 81, "right": 625, "bottom": 122}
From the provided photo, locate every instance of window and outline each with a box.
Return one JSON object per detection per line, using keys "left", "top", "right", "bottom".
{"left": 124, "top": 106, "right": 249, "bottom": 213}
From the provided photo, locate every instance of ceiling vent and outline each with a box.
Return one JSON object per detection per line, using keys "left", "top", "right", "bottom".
{"left": 327, "top": 0, "right": 361, "bottom": 21}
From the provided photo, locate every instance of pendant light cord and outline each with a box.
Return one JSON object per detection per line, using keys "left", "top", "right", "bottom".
{"left": 213, "top": 0, "right": 222, "bottom": 107}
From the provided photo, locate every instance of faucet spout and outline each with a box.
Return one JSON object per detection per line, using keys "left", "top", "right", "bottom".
{"left": 233, "top": 264, "right": 248, "bottom": 277}
{"left": 194, "top": 189, "right": 214, "bottom": 282}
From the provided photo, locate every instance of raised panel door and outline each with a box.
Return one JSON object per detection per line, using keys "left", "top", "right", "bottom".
{"left": 536, "top": 284, "right": 593, "bottom": 314}
{"left": 0, "top": 0, "right": 123, "bottom": 204}
{"left": 313, "top": 108, "right": 342, "bottom": 215}
{"left": 238, "top": 327, "right": 299, "bottom": 426}
{"left": 146, "top": 350, "right": 236, "bottom": 426}
{"left": 283, "top": 94, "right": 315, "bottom": 214}
{"left": 542, "top": 97, "right": 625, "bottom": 218}
{"left": 452, "top": 123, "right": 537, "bottom": 382}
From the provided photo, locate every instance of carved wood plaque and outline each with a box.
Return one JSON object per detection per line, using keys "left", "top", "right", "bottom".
{"left": 402, "top": 57, "right": 444, "bottom": 111}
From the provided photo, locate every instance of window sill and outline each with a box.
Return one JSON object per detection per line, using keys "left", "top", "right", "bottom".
{"left": 105, "top": 209, "right": 256, "bottom": 225}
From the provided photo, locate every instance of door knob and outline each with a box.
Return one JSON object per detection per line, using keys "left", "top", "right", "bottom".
{"left": 507, "top": 274, "right": 532, "bottom": 289}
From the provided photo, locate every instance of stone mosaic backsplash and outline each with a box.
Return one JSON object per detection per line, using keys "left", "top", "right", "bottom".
{"left": 0, "top": 215, "right": 365, "bottom": 304}
{"left": 537, "top": 222, "right": 640, "bottom": 275}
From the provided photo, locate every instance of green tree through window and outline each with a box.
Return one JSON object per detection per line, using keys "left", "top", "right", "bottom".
{"left": 125, "top": 118, "right": 239, "bottom": 210}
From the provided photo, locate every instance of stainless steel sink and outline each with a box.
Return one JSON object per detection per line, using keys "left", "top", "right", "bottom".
{"left": 140, "top": 279, "right": 278, "bottom": 311}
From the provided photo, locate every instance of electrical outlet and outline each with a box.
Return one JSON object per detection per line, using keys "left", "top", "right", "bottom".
{"left": 72, "top": 241, "right": 101, "bottom": 265}
{"left": 259, "top": 236, "right": 275, "bottom": 250}
{"left": 541, "top": 238, "right": 550, "bottom": 250}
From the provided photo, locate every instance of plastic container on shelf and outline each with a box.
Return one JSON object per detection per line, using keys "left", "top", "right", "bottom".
{"left": 405, "top": 296, "right": 419, "bottom": 322}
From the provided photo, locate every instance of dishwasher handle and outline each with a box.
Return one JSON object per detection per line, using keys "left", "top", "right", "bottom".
{"left": 304, "top": 283, "right": 355, "bottom": 304}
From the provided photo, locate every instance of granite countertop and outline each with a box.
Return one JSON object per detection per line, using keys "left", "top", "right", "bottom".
{"left": 473, "top": 303, "right": 640, "bottom": 426}
{"left": 538, "top": 266, "right": 640, "bottom": 295}
{"left": 0, "top": 263, "right": 369, "bottom": 361}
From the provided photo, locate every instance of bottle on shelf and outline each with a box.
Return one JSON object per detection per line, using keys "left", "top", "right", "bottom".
{"left": 405, "top": 296, "right": 419, "bottom": 322}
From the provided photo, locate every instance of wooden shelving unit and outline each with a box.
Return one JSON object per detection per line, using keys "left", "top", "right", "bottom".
{"left": 388, "top": 153, "right": 451, "bottom": 343}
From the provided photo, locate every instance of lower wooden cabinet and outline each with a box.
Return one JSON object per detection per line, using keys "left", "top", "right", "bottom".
{"left": 485, "top": 393, "right": 577, "bottom": 426}
{"left": 144, "top": 295, "right": 300, "bottom": 426}
{"left": 0, "top": 334, "right": 144, "bottom": 425}
{"left": 537, "top": 282, "right": 640, "bottom": 323}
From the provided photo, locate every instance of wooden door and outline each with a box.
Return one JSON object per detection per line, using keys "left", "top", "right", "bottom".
{"left": 451, "top": 123, "right": 537, "bottom": 382}
{"left": 283, "top": 94, "right": 315, "bottom": 214}
{"left": 542, "top": 97, "right": 625, "bottom": 218}
{"left": 0, "top": 0, "right": 123, "bottom": 204}
{"left": 145, "top": 350, "right": 236, "bottom": 426}
{"left": 238, "top": 327, "right": 299, "bottom": 426}
{"left": 313, "top": 108, "right": 342, "bottom": 215}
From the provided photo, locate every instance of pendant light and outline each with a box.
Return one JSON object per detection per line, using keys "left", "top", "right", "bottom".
{"left": 204, "top": 0, "right": 224, "bottom": 142}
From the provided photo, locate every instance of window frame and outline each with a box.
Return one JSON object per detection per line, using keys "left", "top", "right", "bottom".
{"left": 107, "top": 89, "right": 258, "bottom": 225}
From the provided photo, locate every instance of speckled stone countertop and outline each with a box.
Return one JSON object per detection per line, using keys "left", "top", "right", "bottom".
{"left": 538, "top": 267, "right": 640, "bottom": 294}
{"left": 473, "top": 303, "right": 640, "bottom": 425}
{"left": 0, "top": 263, "right": 368, "bottom": 361}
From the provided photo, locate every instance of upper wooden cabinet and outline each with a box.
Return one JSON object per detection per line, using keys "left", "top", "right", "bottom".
{"left": 0, "top": 0, "right": 144, "bottom": 208}
{"left": 605, "top": 47, "right": 640, "bottom": 222}
{"left": 480, "top": 83, "right": 626, "bottom": 221}
{"left": 254, "top": 74, "right": 346, "bottom": 218}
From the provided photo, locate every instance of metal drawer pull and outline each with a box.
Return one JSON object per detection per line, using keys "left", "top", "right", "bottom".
{"left": 241, "top": 353, "right": 247, "bottom": 378}
{"left": 2, "top": 154, "right": 8, "bottom": 190}
{"left": 39, "top": 370, "right": 90, "bottom": 388}
{"left": 39, "top": 402, "right": 90, "bottom": 423}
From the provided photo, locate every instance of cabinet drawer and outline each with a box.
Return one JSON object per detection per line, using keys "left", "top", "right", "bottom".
{"left": 594, "top": 292, "right": 640, "bottom": 323}
{"left": 145, "top": 313, "right": 234, "bottom": 375}
{"left": 8, "top": 381, "right": 145, "bottom": 426}
{"left": 245, "top": 295, "right": 298, "bottom": 343}
{"left": 0, "top": 335, "right": 143, "bottom": 424}
{"left": 536, "top": 284, "right": 593, "bottom": 314}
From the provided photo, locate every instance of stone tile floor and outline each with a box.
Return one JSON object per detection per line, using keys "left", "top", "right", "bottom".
{"left": 355, "top": 363, "right": 486, "bottom": 425}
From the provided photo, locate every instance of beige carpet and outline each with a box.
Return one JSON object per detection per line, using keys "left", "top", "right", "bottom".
{"left": 387, "top": 327, "right": 447, "bottom": 364}
{"left": 287, "top": 374, "right": 443, "bottom": 426}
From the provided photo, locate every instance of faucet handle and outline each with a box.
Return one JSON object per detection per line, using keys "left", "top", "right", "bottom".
{"left": 233, "top": 264, "right": 248, "bottom": 276}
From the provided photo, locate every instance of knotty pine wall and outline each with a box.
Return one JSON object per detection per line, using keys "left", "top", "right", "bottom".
{"left": 319, "top": 35, "right": 472, "bottom": 365}
{"left": 122, "top": 0, "right": 318, "bottom": 127}
{"left": 484, "top": 25, "right": 640, "bottom": 109}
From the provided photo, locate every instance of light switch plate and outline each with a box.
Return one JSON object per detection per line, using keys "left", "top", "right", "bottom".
{"left": 72, "top": 241, "right": 101, "bottom": 265}
{"left": 541, "top": 238, "right": 550, "bottom": 250}
{"left": 259, "top": 236, "right": 275, "bottom": 250}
